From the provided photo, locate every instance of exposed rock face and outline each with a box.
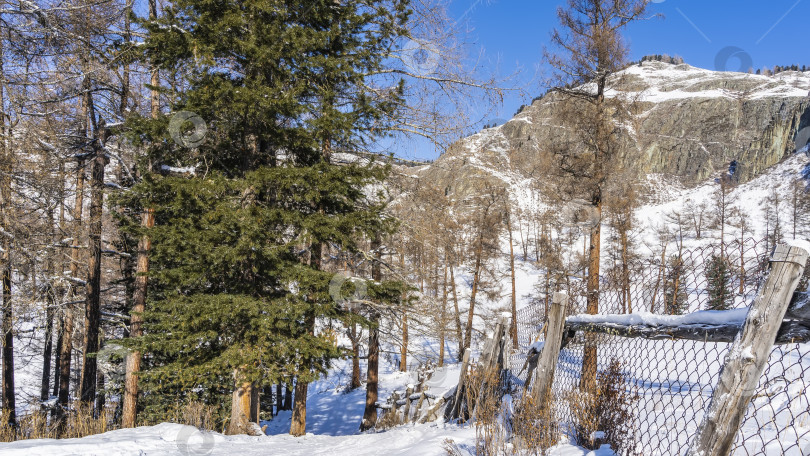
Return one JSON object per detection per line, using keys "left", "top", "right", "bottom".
{"left": 401, "top": 61, "right": 810, "bottom": 199}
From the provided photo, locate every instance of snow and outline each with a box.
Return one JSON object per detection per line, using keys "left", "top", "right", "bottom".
{"left": 160, "top": 164, "right": 197, "bottom": 175}
{"left": 786, "top": 238, "right": 810, "bottom": 253}
{"left": 610, "top": 61, "right": 810, "bottom": 103}
{"left": 529, "top": 340, "right": 545, "bottom": 353}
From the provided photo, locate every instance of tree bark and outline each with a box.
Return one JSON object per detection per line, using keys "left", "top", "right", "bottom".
{"left": 350, "top": 323, "right": 361, "bottom": 390}
{"left": 360, "top": 234, "right": 382, "bottom": 432}
{"left": 40, "top": 304, "right": 55, "bottom": 403}
{"left": 79, "top": 90, "right": 106, "bottom": 409}
{"left": 283, "top": 381, "right": 292, "bottom": 410}
{"left": 122, "top": 16, "right": 159, "bottom": 423}
{"left": 464, "top": 233, "right": 484, "bottom": 350}
{"left": 227, "top": 377, "right": 260, "bottom": 435}
{"left": 449, "top": 264, "right": 463, "bottom": 361}
{"left": 122, "top": 207, "right": 155, "bottom": 427}
{"left": 439, "top": 265, "right": 448, "bottom": 367}
{"left": 581, "top": 202, "right": 601, "bottom": 392}
{"left": 57, "top": 154, "right": 86, "bottom": 424}
{"left": 0, "top": 34, "right": 15, "bottom": 425}
{"left": 507, "top": 210, "right": 518, "bottom": 347}
{"left": 290, "top": 240, "right": 322, "bottom": 436}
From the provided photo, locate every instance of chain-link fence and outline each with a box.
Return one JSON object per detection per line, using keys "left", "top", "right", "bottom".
{"left": 510, "top": 238, "right": 810, "bottom": 455}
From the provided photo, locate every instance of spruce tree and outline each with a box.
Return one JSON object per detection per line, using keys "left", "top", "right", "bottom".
{"left": 705, "top": 254, "right": 734, "bottom": 311}
{"left": 121, "top": 0, "right": 409, "bottom": 433}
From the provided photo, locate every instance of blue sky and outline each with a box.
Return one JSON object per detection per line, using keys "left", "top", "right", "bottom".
{"left": 398, "top": 0, "right": 810, "bottom": 160}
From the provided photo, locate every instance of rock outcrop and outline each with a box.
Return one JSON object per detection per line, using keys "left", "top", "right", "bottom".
{"left": 399, "top": 61, "right": 810, "bottom": 200}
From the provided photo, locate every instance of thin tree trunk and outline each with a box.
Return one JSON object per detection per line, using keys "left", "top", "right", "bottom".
{"left": 360, "top": 234, "right": 382, "bottom": 432}
{"left": 290, "top": 240, "right": 322, "bottom": 436}
{"left": 620, "top": 227, "right": 631, "bottom": 314}
{"left": 41, "top": 304, "right": 55, "bottom": 403}
{"left": 350, "top": 323, "right": 361, "bottom": 390}
{"left": 464, "top": 233, "right": 484, "bottom": 351}
{"left": 449, "top": 264, "right": 463, "bottom": 361}
{"left": 122, "top": 9, "right": 159, "bottom": 422}
{"left": 439, "top": 265, "right": 448, "bottom": 367}
{"left": 52, "top": 315, "right": 63, "bottom": 398}
{"left": 122, "top": 207, "right": 154, "bottom": 427}
{"left": 79, "top": 90, "right": 105, "bottom": 409}
{"left": 283, "top": 381, "right": 292, "bottom": 410}
{"left": 275, "top": 383, "right": 282, "bottom": 414}
{"left": 650, "top": 242, "right": 667, "bottom": 313}
{"left": 0, "top": 34, "right": 15, "bottom": 425}
{"left": 399, "top": 246, "right": 408, "bottom": 372}
{"left": 400, "top": 312, "right": 408, "bottom": 372}
{"left": 507, "top": 210, "right": 518, "bottom": 348}
{"left": 95, "top": 351, "right": 105, "bottom": 413}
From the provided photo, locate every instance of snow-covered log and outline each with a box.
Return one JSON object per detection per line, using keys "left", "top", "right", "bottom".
{"left": 564, "top": 292, "right": 810, "bottom": 344}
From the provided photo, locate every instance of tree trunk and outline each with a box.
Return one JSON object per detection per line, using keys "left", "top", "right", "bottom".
{"left": 79, "top": 92, "right": 106, "bottom": 409}
{"left": 122, "top": 19, "right": 159, "bottom": 423}
{"left": 581, "top": 202, "right": 601, "bottom": 392}
{"left": 620, "top": 227, "right": 631, "bottom": 314}
{"left": 275, "top": 383, "right": 282, "bottom": 414}
{"left": 449, "top": 265, "right": 463, "bottom": 361}
{"left": 350, "top": 323, "right": 361, "bottom": 390}
{"left": 40, "top": 304, "right": 55, "bottom": 403}
{"left": 0, "top": 36, "right": 15, "bottom": 424}
{"left": 399, "top": 312, "right": 408, "bottom": 372}
{"left": 122, "top": 207, "right": 154, "bottom": 427}
{"left": 57, "top": 154, "right": 86, "bottom": 424}
{"left": 290, "top": 239, "right": 322, "bottom": 437}
{"left": 283, "top": 381, "right": 292, "bottom": 410}
{"left": 464, "top": 233, "right": 484, "bottom": 350}
{"left": 52, "top": 316, "right": 63, "bottom": 398}
{"left": 227, "top": 377, "right": 260, "bottom": 435}
{"left": 507, "top": 210, "right": 518, "bottom": 347}
{"left": 290, "top": 376, "right": 309, "bottom": 436}
{"left": 439, "top": 265, "right": 447, "bottom": 367}
{"left": 360, "top": 235, "right": 382, "bottom": 432}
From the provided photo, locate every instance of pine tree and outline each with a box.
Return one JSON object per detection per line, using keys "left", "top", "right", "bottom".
{"left": 663, "top": 255, "right": 687, "bottom": 315}
{"left": 122, "top": 0, "right": 409, "bottom": 433}
{"left": 705, "top": 254, "right": 734, "bottom": 311}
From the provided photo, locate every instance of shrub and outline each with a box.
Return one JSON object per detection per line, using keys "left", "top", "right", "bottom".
{"left": 568, "top": 357, "right": 638, "bottom": 454}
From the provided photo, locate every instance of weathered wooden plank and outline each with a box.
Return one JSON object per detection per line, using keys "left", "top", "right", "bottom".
{"left": 564, "top": 319, "right": 810, "bottom": 344}
{"left": 448, "top": 348, "right": 471, "bottom": 420}
{"left": 687, "top": 243, "right": 809, "bottom": 456}
{"left": 532, "top": 292, "right": 569, "bottom": 404}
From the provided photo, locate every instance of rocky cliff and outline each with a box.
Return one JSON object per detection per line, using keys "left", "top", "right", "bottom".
{"left": 399, "top": 61, "right": 810, "bottom": 202}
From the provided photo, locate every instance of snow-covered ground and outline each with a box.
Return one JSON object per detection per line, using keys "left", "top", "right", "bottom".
{"left": 2, "top": 357, "right": 614, "bottom": 455}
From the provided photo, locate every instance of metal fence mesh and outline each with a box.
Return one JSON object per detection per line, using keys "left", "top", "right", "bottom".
{"left": 510, "top": 238, "right": 810, "bottom": 455}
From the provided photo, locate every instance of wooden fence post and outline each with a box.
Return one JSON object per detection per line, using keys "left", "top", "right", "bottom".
{"left": 532, "top": 292, "right": 568, "bottom": 404}
{"left": 688, "top": 243, "right": 809, "bottom": 456}
{"left": 449, "top": 348, "right": 471, "bottom": 420}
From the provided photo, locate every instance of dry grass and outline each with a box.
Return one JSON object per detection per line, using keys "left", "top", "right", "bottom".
{"left": 0, "top": 402, "right": 112, "bottom": 442}
{"left": 567, "top": 357, "right": 638, "bottom": 454}
{"left": 459, "top": 365, "right": 560, "bottom": 456}
{"left": 0, "top": 399, "right": 220, "bottom": 443}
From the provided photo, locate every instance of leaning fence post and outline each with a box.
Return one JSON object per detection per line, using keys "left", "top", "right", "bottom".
{"left": 688, "top": 243, "right": 809, "bottom": 456}
{"left": 449, "top": 348, "right": 471, "bottom": 420}
{"left": 531, "top": 292, "right": 568, "bottom": 404}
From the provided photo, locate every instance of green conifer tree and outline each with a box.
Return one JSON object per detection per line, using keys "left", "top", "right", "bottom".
{"left": 121, "top": 0, "right": 410, "bottom": 433}
{"left": 705, "top": 254, "right": 734, "bottom": 311}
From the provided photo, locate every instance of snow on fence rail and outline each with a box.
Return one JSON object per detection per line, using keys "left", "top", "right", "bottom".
{"left": 510, "top": 240, "right": 810, "bottom": 456}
